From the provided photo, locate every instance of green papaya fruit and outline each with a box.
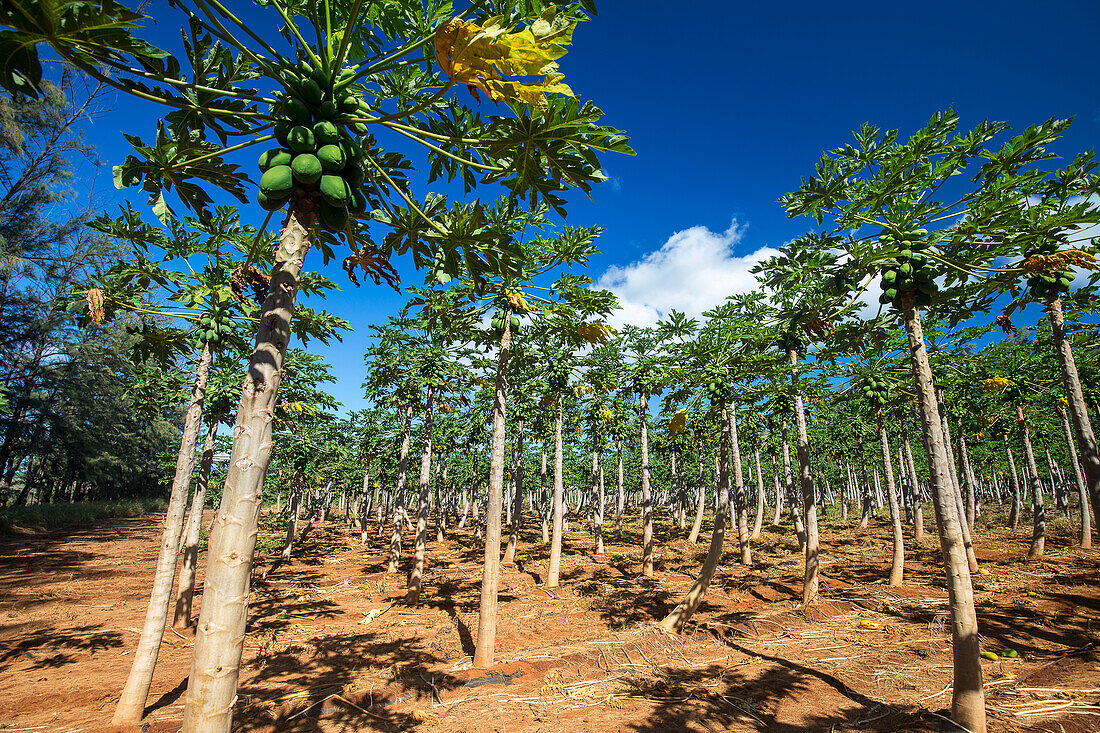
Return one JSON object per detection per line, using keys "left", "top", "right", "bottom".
{"left": 319, "top": 100, "right": 338, "bottom": 119}
{"left": 316, "top": 144, "right": 346, "bottom": 171}
{"left": 916, "top": 290, "right": 933, "bottom": 307}
{"left": 1000, "top": 649, "right": 1017, "bottom": 658}
{"left": 980, "top": 651, "right": 998, "bottom": 661}
{"left": 338, "top": 93, "right": 360, "bottom": 114}
{"left": 291, "top": 153, "right": 323, "bottom": 184}
{"left": 884, "top": 288, "right": 898, "bottom": 300}
{"left": 274, "top": 121, "right": 291, "bottom": 147}
{"left": 320, "top": 174, "right": 350, "bottom": 206}
{"left": 259, "top": 147, "right": 293, "bottom": 172}
{"left": 881, "top": 269, "right": 898, "bottom": 285}
{"left": 284, "top": 98, "right": 312, "bottom": 125}
{"left": 313, "top": 120, "right": 339, "bottom": 145}
{"left": 287, "top": 126, "right": 316, "bottom": 153}
{"left": 899, "top": 262, "right": 913, "bottom": 277}
{"left": 347, "top": 190, "right": 368, "bottom": 216}
{"left": 319, "top": 201, "right": 349, "bottom": 231}
{"left": 298, "top": 78, "right": 323, "bottom": 106}
{"left": 510, "top": 315, "right": 520, "bottom": 329}
{"left": 259, "top": 165, "right": 294, "bottom": 198}
{"left": 342, "top": 163, "right": 364, "bottom": 187}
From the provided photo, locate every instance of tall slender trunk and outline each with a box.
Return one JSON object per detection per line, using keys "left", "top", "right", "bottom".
{"left": 780, "top": 421, "right": 806, "bottom": 548}
{"left": 957, "top": 418, "right": 977, "bottom": 528}
{"left": 174, "top": 412, "right": 222, "bottom": 628}
{"left": 900, "top": 295, "right": 985, "bottom": 733}
{"left": 877, "top": 414, "right": 904, "bottom": 587}
{"left": 728, "top": 405, "right": 752, "bottom": 565}
{"left": 904, "top": 427, "right": 923, "bottom": 541}
{"left": 540, "top": 446, "right": 549, "bottom": 543}
{"left": 473, "top": 321, "right": 511, "bottom": 667}
{"left": 1015, "top": 404, "right": 1045, "bottom": 560}
{"left": 280, "top": 482, "right": 302, "bottom": 562}
{"left": 938, "top": 392, "right": 978, "bottom": 572}
{"left": 547, "top": 395, "right": 565, "bottom": 588}
{"left": 503, "top": 418, "right": 524, "bottom": 564}
{"left": 688, "top": 435, "right": 706, "bottom": 543}
{"left": 1047, "top": 297, "right": 1100, "bottom": 540}
{"left": 596, "top": 459, "right": 605, "bottom": 555}
{"left": 751, "top": 448, "right": 765, "bottom": 541}
{"left": 1004, "top": 435, "right": 1022, "bottom": 529}
{"left": 407, "top": 389, "right": 436, "bottom": 605}
{"left": 183, "top": 208, "right": 311, "bottom": 733}
{"left": 1058, "top": 406, "right": 1091, "bottom": 547}
{"left": 359, "top": 464, "right": 372, "bottom": 543}
{"left": 638, "top": 392, "right": 654, "bottom": 577}
{"left": 771, "top": 454, "right": 783, "bottom": 525}
{"left": 113, "top": 340, "right": 213, "bottom": 726}
{"left": 789, "top": 349, "right": 817, "bottom": 605}
{"left": 659, "top": 406, "right": 730, "bottom": 631}
{"left": 615, "top": 441, "right": 624, "bottom": 539}
{"left": 388, "top": 406, "right": 413, "bottom": 573}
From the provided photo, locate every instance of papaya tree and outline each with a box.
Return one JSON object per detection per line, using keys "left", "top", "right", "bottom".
{"left": 777, "top": 111, "right": 1089, "bottom": 733}
{"left": 2, "top": 1, "right": 631, "bottom": 727}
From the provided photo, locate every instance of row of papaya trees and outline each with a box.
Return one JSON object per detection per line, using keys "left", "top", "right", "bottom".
{"left": 3, "top": 3, "right": 1098, "bottom": 733}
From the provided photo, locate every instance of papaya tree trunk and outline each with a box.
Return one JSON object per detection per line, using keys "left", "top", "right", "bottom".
{"left": 877, "top": 413, "right": 904, "bottom": 587}
{"left": 183, "top": 208, "right": 312, "bottom": 733}
{"left": 1047, "top": 296, "right": 1100, "bottom": 540}
{"left": 728, "top": 404, "right": 751, "bottom": 565}
{"left": 900, "top": 295, "right": 985, "bottom": 733}
{"left": 639, "top": 392, "right": 654, "bottom": 577}
{"left": 1003, "top": 434, "right": 1022, "bottom": 529}
{"left": 547, "top": 394, "right": 564, "bottom": 588}
{"left": 688, "top": 435, "right": 705, "bottom": 543}
{"left": 113, "top": 340, "right": 213, "bottom": 727}
{"left": 473, "top": 321, "right": 511, "bottom": 667}
{"left": 938, "top": 391, "right": 978, "bottom": 572}
{"left": 503, "top": 417, "right": 524, "bottom": 564}
{"left": 407, "top": 388, "right": 436, "bottom": 605}
{"left": 540, "top": 446, "right": 549, "bottom": 543}
{"left": 659, "top": 405, "right": 730, "bottom": 632}
{"left": 957, "top": 418, "right": 977, "bottom": 528}
{"left": 387, "top": 406, "right": 413, "bottom": 572}
{"left": 781, "top": 420, "right": 807, "bottom": 549}
{"left": 771, "top": 454, "right": 783, "bottom": 525}
{"left": 751, "top": 448, "right": 765, "bottom": 541}
{"left": 903, "top": 426, "right": 923, "bottom": 541}
{"left": 1058, "top": 406, "right": 1091, "bottom": 547}
{"left": 596, "top": 458, "right": 605, "bottom": 555}
{"left": 174, "top": 411, "right": 222, "bottom": 629}
{"left": 789, "top": 349, "right": 817, "bottom": 604}
{"left": 1015, "top": 404, "right": 1045, "bottom": 560}
{"left": 615, "top": 441, "right": 624, "bottom": 539}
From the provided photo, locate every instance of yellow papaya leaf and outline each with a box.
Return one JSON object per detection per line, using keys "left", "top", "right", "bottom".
{"left": 503, "top": 288, "right": 531, "bottom": 313}
{"left": 434, "top": 11, "right": 577, "bottom": 110}
{"left": 669, "top": 410, "right": 687, "bottom": 435}
{"left": 577, "top": 321, "right": 616, "bottom": 344}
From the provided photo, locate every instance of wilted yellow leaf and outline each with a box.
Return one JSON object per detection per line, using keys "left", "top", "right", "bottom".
{"left": 434, "top": 10, "right": 576, "bottom": 109}
{"left": 577, "top": 321, "right": 616, "bottom": 344}
{"left": 669, "top": 410, "right": 687, "bottom": 435}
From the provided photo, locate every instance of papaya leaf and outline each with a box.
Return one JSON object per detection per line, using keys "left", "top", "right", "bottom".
{"left": 433, "top": 10, "right": 576, "bottom": 110}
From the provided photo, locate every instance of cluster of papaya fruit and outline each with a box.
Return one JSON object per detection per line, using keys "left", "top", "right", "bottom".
{"left": 777, "top": 325, "right": 808, "bottom": 354}
{"left": 547, "top": 360, "right": 571, "bottom": 393}
{"left": 861, "top": 376, "right": 888, "bottom": 411}
{"left": 195, "top": 308, "right": 233, "bottom": 347}
{"left": 258, "top": 58, "right": 370, "bottom": 231}
{"left": 597, "top": 405, "right": 615, "bottom": 424}
{"left": 489, "top": 310, "right": 522, "bottom": 336}
{"left": 1024, "top": 241, "right": 1074, "bottom": 299}
{"left": 705, "top": 377, "right": 733, "bottom": 405}
{"left": 878, "top": 229, "right": 937, "bottom": 308}
{"left": 631, "top": 365, "right": 658, "bottom": 396}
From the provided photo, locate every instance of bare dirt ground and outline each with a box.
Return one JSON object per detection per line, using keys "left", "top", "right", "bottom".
{"left": 1, "top": 506, "right": 1098, "bottom": 733}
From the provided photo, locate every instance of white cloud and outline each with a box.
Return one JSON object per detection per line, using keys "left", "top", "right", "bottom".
{"left": 596, "top": 221, "right": 779, "bottom": 329}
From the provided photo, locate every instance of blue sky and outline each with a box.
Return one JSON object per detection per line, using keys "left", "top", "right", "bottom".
{"left": 75, "top": 0, "right": 1100, "bottom": 413}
